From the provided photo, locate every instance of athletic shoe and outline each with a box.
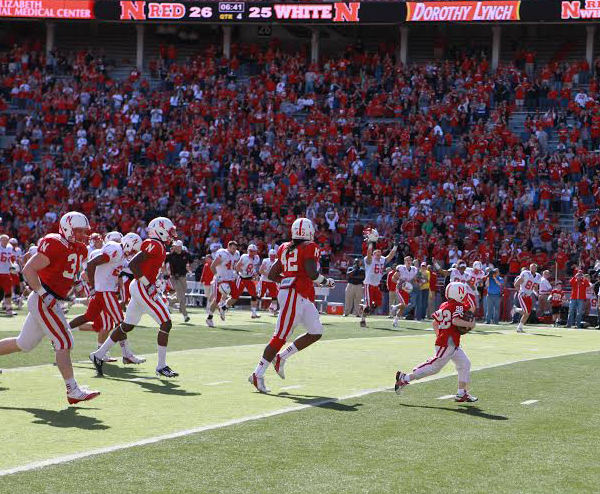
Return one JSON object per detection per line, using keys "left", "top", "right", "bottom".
{"left": 102, "top": 352, "right": 118, "bottom": 363}
{"left": 360, "top": 320, "right": 367, "bottom": 328}
{"left": 455, "top": 393, "right": 478, "bottom": 403}
{"left": 218, "top": 305, "right": 227, "bottom": 321}
{"left": 122, "top": 354, "right": 146, "bottom": 365}
{"left": 273, "top": 355, "right": 285, "bottom": 380}
{"left": 394, "top": 371, "right": 409, "bottom": 395}
{"left": 248, "top": 373, "right": 269, "bottom": 393}
{"left": 156, "top": 366, "right": 179, "bottom": 378}
{"left": 89, "top": 352, "right": 104, "bottom": 376}
{"left": 516, "top": 326, "right": 525, "bottom": 333}
{"left": 67, "top": 386, "right": 100, "bottom": 405}
{"left": 206, "top": 317, "right": 215, "bottom": 328}
{"left": 184, "top": 316, "right": 190, "bottom": 323}
{"left": 251, "top": 312, "right": 261, "bottom": 319}
{"left": 392, "top": 317, "right": 399, "bottom": 328}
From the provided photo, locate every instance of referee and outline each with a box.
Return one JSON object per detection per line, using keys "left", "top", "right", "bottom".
{"left": 166, "top": 240, "right": 192, "bottom": 322}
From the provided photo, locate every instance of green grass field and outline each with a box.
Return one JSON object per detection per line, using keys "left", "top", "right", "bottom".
{"left": 0, "top": 306, "right": 599, "bottom": 493}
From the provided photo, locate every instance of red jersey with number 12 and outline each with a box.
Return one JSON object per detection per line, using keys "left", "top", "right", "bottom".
{"left": 277, "top": 241, "right": 319, "bottom": 302}
{"left": 37, "top": 233, "right": 87, "bottom": 299}
{"left": 139, "top": 239, "right": 166, "bottom": 284}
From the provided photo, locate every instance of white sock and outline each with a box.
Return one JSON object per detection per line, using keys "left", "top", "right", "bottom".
{"left": 404, "top": 374, "right": 411, "bottom": 382}
{"left": 157, "top": 345, "right": 167, "bottom": 369}
{"left": 457, "top": 388, "right": 466, "bottom": 396}
{"left": 119, "top": 339, "right": 131, "bottom": 356}
{"left": 94, "top": 337, "right": 117, "bottom": 359}
{"left": 254, "top": 357, "right": 270, "bottom": 377}
{"left": 279, "top": 343, "right": 298, "bottom": 361}
{"left": 251, "top": 307, "right": 257, "bottom": 314}
{"left": 65, "top": 377, "right": 78, "bottom": 392}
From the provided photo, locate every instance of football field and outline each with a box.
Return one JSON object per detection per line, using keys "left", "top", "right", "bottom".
{"left": 0, "top": 307, "right": 599, "bottom": 493}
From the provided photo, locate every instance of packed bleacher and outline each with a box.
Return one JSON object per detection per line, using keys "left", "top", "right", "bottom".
{"left": 1, "top": 36, "right": 600, "bottom": 279}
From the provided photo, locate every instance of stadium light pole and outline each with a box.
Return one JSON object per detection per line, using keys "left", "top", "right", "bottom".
{"left": 311, "top": 29, "right": 319, "bottom": 64}
{"left": 586, "top": 25, "right": 596, "bottom": 69}
{"left": 492, "top": 26, "right": 501, "bottom": 73}
{"left": 45, "top": 22, "right": 55, "bottom": 58}
{"left": 136, "top": 24, "right": 144, "bottom": 72}
{"left": 399, "top": 26, "right": 408, "bottom": 66}
{"left": 223, "top": 26, "right": 232, "bottom": 59}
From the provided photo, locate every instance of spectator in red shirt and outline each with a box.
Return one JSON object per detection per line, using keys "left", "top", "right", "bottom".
{"left": 566, "top": 269, "right": 590, "bottom": 328}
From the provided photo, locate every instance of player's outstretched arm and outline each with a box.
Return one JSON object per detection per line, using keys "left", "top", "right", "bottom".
{"left": 384, "top": 244, "right": 398, "bottom": 265}
{"left": 365, "top": 243, "right": 373, "bottom": 265}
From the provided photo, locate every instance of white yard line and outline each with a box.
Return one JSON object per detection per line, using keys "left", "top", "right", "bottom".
{"left": 280, "top": 385, "right": 303, "bottom": 391}
{"left": 436, "top": 395, "right": 456, "bottom": 400}
{"left": 204, "top": 381, "right": 232, "bottom": 386}
{"left": 0, "top": 348, "right": 596, "bottom": 477}
{"left": 521, "top": 399, "right": 539, "bottom": 405}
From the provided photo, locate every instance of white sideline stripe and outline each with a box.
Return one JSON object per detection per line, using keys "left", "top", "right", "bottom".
{"left": 0, "top": 348, "right": 595, "bottom": 478}
{"left": 280, "top": 385, "right": 303, "bottom": 391}
{"left": 521, "top": 399, "right": 539, "bottom": 405}
{"left": 436, "top": 395, "right": 456, "bottom": 400}
{"left": 204, "top": 381, "right": 232, "bottom": 386}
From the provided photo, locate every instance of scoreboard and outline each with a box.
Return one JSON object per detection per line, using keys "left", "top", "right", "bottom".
{"left": 0, "top": 0, "right": 598, "bottom": 23}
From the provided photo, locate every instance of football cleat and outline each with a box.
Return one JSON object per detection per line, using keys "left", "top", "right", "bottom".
{"left": 102, "top": 352, "right": 118, "bottom": 363}
{"left": 156, "top": 366, "right": 179, "bottom": 378}
{"left": 248, "top": 373, "right": 269, "bottom": 393}
{"left": 273, "top": 355, "right": 285, "bottom": 380}
{"left": 206, "top": 317, "right": 215, "bottom": 328}
{"left": 394, "top": 371, "right": 409, "bottom": 395}
{"left": 392, "top": 317, "right": 399, "bottom": 328}
{"left": 516, "top": 326, "right": 525, "bottom": 334}
{"left": 455, "top": 393, "right": 478, "bottom": 403}
{"left": 67, "top": 387, "right": 101, "bottom": 405}
{"left": 251, "top": 312, "right": 261, "bottom": 319}
{"left": 218, "top": 305, "right": 227, "bottom": 321}
{"left": 360, "top": 320, "right": 367, "bottom": 328}
{"left": 89, "top": 352, "right": 104, "bottom": 376}
{"left": 123, "top": 354, "right": 146, "bottom": 365}
{"left": 184, "top": 316, "right": 190, "bottom": 323}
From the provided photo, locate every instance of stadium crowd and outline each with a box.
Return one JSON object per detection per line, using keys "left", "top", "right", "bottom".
{"left": 1, "top": 37, "right": 600, "bottom": 281}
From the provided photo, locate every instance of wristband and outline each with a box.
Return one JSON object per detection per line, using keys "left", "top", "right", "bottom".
{"left": 139, "top": 276, "right": 150, "bottom": 286}
{"left": 316, "top": 274, "right": 326, "bottom": 285}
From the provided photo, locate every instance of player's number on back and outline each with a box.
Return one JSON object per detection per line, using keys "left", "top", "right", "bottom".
{"left": 62, "top": 253, "right": 82, "bottom": 280}
{"left": 281, "top": 249, "right": 298, "bottom": 272}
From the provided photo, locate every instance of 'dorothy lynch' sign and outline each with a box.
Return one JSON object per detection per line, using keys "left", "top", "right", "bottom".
{"left": 405, "top": 2, "right": 520, "bottom": 22}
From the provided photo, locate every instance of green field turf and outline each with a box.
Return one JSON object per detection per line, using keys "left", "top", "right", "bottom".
{"left": 0, "top": 306, "right": 599, "bottom": 493}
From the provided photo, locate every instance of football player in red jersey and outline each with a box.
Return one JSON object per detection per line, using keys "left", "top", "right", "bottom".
{"left": 90, "top": 218, "right": 179, "bottom": 378}
{"left": 249, "top": 218, "right": 335, "bottom": 393}
{"left": 394, "top": 282, "right": 478, "bottom": 402}
{"left": 0, "top": 212, "right": 100, "bottom": 404}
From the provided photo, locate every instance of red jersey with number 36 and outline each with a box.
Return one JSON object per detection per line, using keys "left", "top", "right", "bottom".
{"left": 139, "top": 239, "right": 166, "bottom": 284}
{"left": 432, "top": 299, "right": 470, "bottom": 347}
{"left": 37, "top": 233, "right": 87, "bottom": 299}
{"left": 277, "top": 241, "right": 319, "bottom": 302}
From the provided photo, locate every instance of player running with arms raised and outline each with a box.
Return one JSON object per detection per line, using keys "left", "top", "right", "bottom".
{"left": 0, "top": 212, "right": 100, "bottom": 404}
{"left": 513, "top": 263, "right": 541, "bottom": 333}
{"left": 249, "top": 218, "right": 334, "bottom": 393}
{"left": 394, "top": 282, "right": 478, "bottom": 402}
{"left": 90, "top": 218, "right": 178, "bottom": 378}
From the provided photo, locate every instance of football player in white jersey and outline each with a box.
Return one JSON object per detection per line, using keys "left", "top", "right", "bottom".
{"left": 258, "top": 249, "right": 279, "bottom": 315}
{"left": 513, "top": 263, "right": 541, "bottom": 333}
{"left": 360, "top": 240, "right": 397, "bottom": 328}
{"left": 206, "top": 240, "right": 240, "bottom": 327}
{"left": 0, "top": 234, "right": 15, "bottom": 316}
{"left": 69, "top": 231, "right": 144, "bottom": 364}
{"left": 391, "top": 256, "right": 418, "bottom": 327}
{"left": 235, "top": 244, "right": 261, "bottom": 319}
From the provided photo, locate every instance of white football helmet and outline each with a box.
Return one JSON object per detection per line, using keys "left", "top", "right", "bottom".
{"left": 268, "top": 249, "right": 277, "bottom": 258}
{"left": 472, "top": 261, "right": 482, "bottom": 271}
{"left": 402, "top": 282, "right": 413, "bottom": 293}
{"left": 105, "top": 231, "right": 123, "bottom": 243}
{"left": 122, "top": 232, "right": 142, "bottom": 256}
{"left": 248, "top": 243, "right": 258, "bottom": 252}
{"left": 60, "top": 211, "right": 90, "bottom": 243}
{"left": 148, "top": 217, "right": 177, "bottom": 243}
{"left": 291, "top": 218, "right": 315, "bottom": 241}
{"left": 445, "top": 282, "right": 468, "bottom": 303}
